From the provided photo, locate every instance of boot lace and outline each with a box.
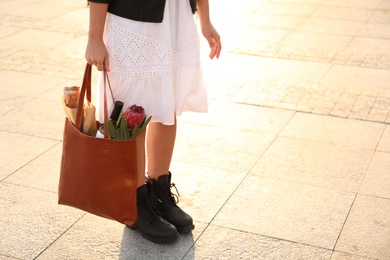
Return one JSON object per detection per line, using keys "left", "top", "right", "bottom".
{"left": 160, "top": 183, "right": 180, "bottom": 206}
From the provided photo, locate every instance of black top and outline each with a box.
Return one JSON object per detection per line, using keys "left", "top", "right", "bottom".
{"left": 88, "top": 0, "right": 197, "bottom": 23}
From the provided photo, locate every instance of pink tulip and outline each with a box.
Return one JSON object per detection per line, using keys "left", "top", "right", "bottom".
{"left": 123, "top": 105, "right": 145, "bottom": 129}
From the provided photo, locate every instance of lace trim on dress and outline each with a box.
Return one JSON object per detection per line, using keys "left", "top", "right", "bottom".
{"left": 106, "top": 23, "right": 200, "bottom": 79}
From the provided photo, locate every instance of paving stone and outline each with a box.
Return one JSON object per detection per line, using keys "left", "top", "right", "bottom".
{"left": 4, "top": 142, "right": 62, "bottom": 193}
{"left": 312, "top": 6, "right": 374, "bottom": 21}
{"left": 162, "top": 162, "right": 246, "bottom": 224}
{"left": 0, "top": 2, "right": 24, "bottom": 14}
{"left": 259, "top": 1, "right": 321, "bottom": 16}
{"left": 377, "top": 125, "right": 390, "bottom": 152}
{"left": 360, "top": 22, "right": 390, "bottom": 39}
{"left": 346, "top": 37, "right": 390, "bottom": 57}
{"left": 213, "top": 175, "right": 356, "bottom": 249}
{"left": 0, "top": 25, "right": 23, "bottom": 39}
{"left": 276, "top": 31, "right": 353, "bottom": 56}
{"left": 0, "top": 255, "right": 20, "bottom": 260}
{"left": 331, "top": 251, "right": 377, "bottom": 260}
{"left": 335, "top": 195, "right": 390, "bottom": 260}
{"left": 37, "top": 213, "right": 206, "bottom": 260}
{"left": 296, "top": 17, "right": 364, "bottom": 35}
{"left": 0, "top": 29, "right": 76, "bottom": 51}
{"left": 0, "top": 93, "right": 33, "bottom": 116}
{"left": 367, "top": 108, "right": 389, "bottom": 122}
{"left": 0, "top": 183, "right": 83, "bottom": 259}
{"left": 184, "top": 225, "right": 332, "bottom": 260}
{"left": 251, "top": 137, "right": 373, "bottom": 192}
{"left": 0, "top": 131, "right": 58, "bottom": 181}
{"left": 8, "top": 2, "right": 74, "bottom": 20}
{"left": 178, "top": 100, "right": 294, "bottom": 135}
{"left": 280, "top": 112, "right": 385, "bottom": 150}
{"left": 0, "top": 98, "right": 66, "bottom": 140}
{"left": 369, "top": 9, "right": 390, "bottom": 23}
{"left": 359, "top": 151, "right": 390, "bottom": 199}
{"left": 173, "top": 121, "right": 275, "bottom": 173}
{"left": 0, "top": 71, "right": 66, "bottom": 97}
{"left": 221, "top": 25, "right": 289, "bottom": 56}
{"left": 320, "top": 65, "right": 390, "bottom": 96}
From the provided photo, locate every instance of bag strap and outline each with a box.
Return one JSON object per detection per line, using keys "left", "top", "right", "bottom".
{"left": 75, "top": 64, "right": 114, "bottom": 139}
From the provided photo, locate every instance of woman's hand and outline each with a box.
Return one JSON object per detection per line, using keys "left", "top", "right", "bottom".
{"left": 85, "top": 2, "right": 109, "bottom": 71}
{"left": 201, "top": 22, "right": 221, "bottom": 59}
{"left": 196, "top": 0, "right": 221, "bottom": 59}
{"left": 85, "top": 37, "right": 110, "bottom": 71}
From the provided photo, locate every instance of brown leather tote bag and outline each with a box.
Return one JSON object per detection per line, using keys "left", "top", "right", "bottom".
{"left": 58, "top": 64, "right": 138, "bottom": 226}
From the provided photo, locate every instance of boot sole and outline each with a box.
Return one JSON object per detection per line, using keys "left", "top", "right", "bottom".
{"left": 128, "top": 225, "right": 179, "bottom": 244}
{"left": 176, "top": 224, "right": 195, "bottom": 233}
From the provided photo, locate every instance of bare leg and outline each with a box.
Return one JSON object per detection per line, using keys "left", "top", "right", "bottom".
{"left": 135, "top": 130, "right": 146, "bottom": 187}
{"left": 147, "top": 116, "right": 177, "bottom": 179}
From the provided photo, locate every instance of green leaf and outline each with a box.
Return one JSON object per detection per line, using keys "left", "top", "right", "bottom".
{"left": 107, "top": 120, "right": 117, "bottom": 139}
{"left": 120, "top": 119, "right": 130, "bottom": 140}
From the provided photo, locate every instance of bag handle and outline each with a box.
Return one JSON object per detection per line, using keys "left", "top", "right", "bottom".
{"left": 75, "top": 64, "right": 114, "bottom": 139}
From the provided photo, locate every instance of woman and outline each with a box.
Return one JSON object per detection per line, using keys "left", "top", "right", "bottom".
{"left": 85, "top": 0, "right": 221, "bottom": 243}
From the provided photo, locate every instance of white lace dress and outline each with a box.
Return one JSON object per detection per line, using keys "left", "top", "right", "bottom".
{"left": 96, "top": 0, "right": 207, "bottom": 125}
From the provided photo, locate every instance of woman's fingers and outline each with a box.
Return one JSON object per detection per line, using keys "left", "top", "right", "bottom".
{"left": 85, "top": 39, "right": 109, "bottom": 71}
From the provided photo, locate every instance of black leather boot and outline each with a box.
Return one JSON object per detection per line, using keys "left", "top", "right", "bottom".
{"left": 149, "top": 172, "right": 195, "bottom": 233}
{"left": 129, "top": 183, "right": 178, "bottom": 243}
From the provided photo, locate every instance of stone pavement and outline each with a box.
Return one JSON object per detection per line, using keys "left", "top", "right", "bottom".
{"left": 1, "top": 0, "right": 390, "bottom": 259}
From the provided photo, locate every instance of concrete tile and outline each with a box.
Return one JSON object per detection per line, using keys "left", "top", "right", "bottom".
{"left": 213, "top": 175, "right": 355, "bottom": 249}
{"left": 379, "top": 0, "right": 390, "bottom": 10}
{"left": 280, "top": 112, "right": 384, "bottom": 150}
{"left": 359, "top": 152, "right": 390, "bottom": 199}
{"left": 331, "top": 251, "right": 376, "bottom": 260}
{"left": 252, "top": 58, "right": 331, "bottom": 83}
{"left": 320, "top": 65, "right": 390, "bottom": 95}
{"left": 0, "top": 2, "right": 23, "bottom": 14}
{"left": 37, "top": 213, "right": 206, "bottom": 260}
{"left": 47, "top": 35, "right": 87, "bottom": 61}
{"left": 48, "top": 8, "right": 89, "bottom": 33}
{"left": 184, "top": 225, "right": 332, "bottom": 260}
{"left": 259, "top": 2, "right": 320, "bottom": 16}
{"left": 178, "top": 100, "right": 294, "bottom": 135}
{"left": 369, "top": 10, "right": 390, "bottom": 23}
{"left": 324, "top": 0, "right": 382, "bottom": 9}
{"left": 0, "top": 183, "right": 83, "bottom": 259}
{"left": 277, "top": 31, "right": 353, "bottom": 54}
{"left": 346, "top": 37, "right": 390, "bottom": 56}
{"left": 19, "top": 0, "right": 86, "bottom": 8}
{"left": 251, "top": 137, "right": 373, "bottom": 192}
{"left": 9, "top": 3, "right": 73, "bottom": 19}
{"left": 0, "top": 93, "right": 33, "bottom": 115}
{"left": 169, "top": 162, "right": 246, "bottom": 223}
{"left": 202, "top": 54, "right": 330, "bottom": 91}
{"left": 0, "top": 255, "right": 20, "bottom": 260}
{"left": 312, "top": 6, "right": 374, "bottom": 21}
{"left": 4, "top": 142, "right": 62, "bottom": 193}
{"left": 238, "top": 13, "right": 306, "bottom": 30}
{"left": 173, "top": 122, "right": 275, "bottom": 173}
{"left": 0, "top": 29, "right": 75, "bottom": 51}
{"left": 221, "top": 25, "right": 289, "bottom": 54}
{"left": 0, "top": 71, "right": 66, "bottom": 97}
{"left": 0, "top": 98, "right": 68, "bottom": 140}
{"left": 335, "top": 195, "right": 390, "bottom": 260}
{"left": 0, "top": 26, "right": 23, "bottom": 39}
{"left": 377, "top": 125, "right": 390, "bottom": 152}
{"left": 0, "top": 132, "right": 57, "bottom": 180}
{"left": 359, "top": 22, "right": 390, "bottom": 39}
{"left": 281, "top": 113, "right": 384, "bottom": 150}
{"left": 296, "top": 17, "right": 364, "bottom": 35}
